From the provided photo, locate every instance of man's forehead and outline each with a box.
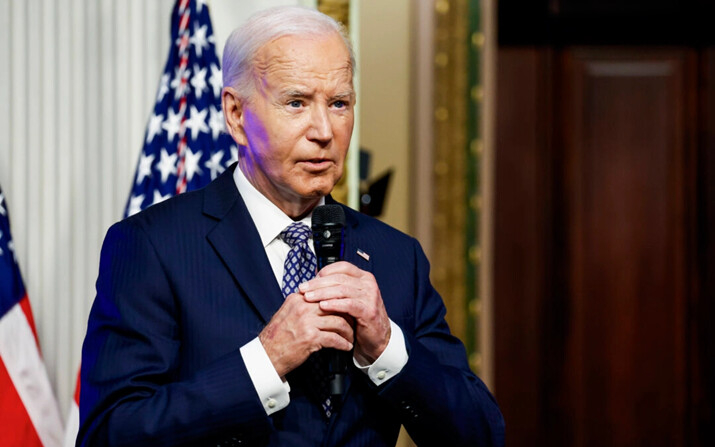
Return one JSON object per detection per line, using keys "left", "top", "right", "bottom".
{"left": 254, "top": 33, "right": 353, "bottom": 76}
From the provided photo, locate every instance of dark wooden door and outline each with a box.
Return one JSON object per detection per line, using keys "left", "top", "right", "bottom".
{"left": 558, "top": 49, "right": 694, "bottom": 446}
{"left": 494, "top": 47, "right": 712, "bottom": 446}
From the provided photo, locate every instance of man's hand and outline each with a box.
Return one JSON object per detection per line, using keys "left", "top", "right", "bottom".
{"left": 259, "top": 293, "right": 354, "bottom": 377}
{"left": 299, "top": 262, "right": 391, "bottom": 365}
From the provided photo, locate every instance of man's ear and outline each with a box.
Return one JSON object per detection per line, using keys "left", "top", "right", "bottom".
{"left": 222, "top": 86, "right": 248, "bottom": 146}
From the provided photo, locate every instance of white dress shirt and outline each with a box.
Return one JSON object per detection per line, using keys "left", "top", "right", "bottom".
{"left": 234, "top": 166, "right": 408, "bottom": 415}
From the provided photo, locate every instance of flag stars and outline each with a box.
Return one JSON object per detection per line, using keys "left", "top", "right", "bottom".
{"left": 162, "top": 107, "right": 182, "bottom": 142}
{"left": 0, "top": 236, "right": 17, "bottom": 263}
{"left": 209, "top": 64, "right": 222, "bottom": 98}
{"left": 0, "top": 192, "right": 6, "bottom": 216}
{"left": 185, "top": 105, "right": 209, "bottom": 140}
{"left": 125, "top": 8, "right": 233, "bottom": 219}
{"left": 156, "top": 149, "right": 178, "bottom": 184}
{"left": 227, "top": 145, "right": 239, "bottom": 167}
{"left": 127, "top": 195, "right": 145, "bottom": 217}
{"left": 156, "top": 73, "right": 170, "bottom": 102}
{"left": 7, "top": 239, "right": 15, "bottom": 262}
{"left": 191, "top": 24, "right": 209, "bottom": 58}
{"left": 208, "top": 105, "right": 225, "bottom": 141}
{"left": 136, "top": 153, "right": 156, "bottom": 184}
{"left": 205, "top": 150, "right": 225, "bottom": 180}
{"left": 191, "top": 65, "right": 208, "bottom": 99}
{"left": 183, "top": 147, "right": 203, "bottom": 182}
{"left": 146, "top": 113, "right": 164, "bottom": 143}
{"left": 152, "top": 190, "right": 171, "bottom": 206}
{"left": 171, "top": 66, "right": 192, "bottom": 100}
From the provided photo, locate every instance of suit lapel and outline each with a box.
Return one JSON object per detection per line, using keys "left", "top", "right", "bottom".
{"left": 204, "top": 165, "right": 284, "bottom": 324}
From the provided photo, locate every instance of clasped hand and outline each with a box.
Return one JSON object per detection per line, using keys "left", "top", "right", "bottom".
{"left": 259, "top": 261, "right": 391, "bottom": 378}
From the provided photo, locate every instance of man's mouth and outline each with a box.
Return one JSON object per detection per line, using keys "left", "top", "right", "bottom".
{"left": 301, "top": 159, "right": 333, "bottom": 171}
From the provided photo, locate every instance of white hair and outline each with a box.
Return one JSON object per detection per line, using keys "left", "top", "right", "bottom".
{"left": 222, "top": 6, "right": 355, "bottom": 99}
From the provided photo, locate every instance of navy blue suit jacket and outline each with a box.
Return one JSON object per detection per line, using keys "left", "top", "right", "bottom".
{"left": 78, "top": 165, "right": 505, "bottom": 446}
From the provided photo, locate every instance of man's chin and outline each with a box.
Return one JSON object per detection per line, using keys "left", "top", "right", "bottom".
{"left": 296, "top": 176, "right": 340, "bottom": 198}
{"left": 299, "top": 187, "right": 333, "bottom": 201}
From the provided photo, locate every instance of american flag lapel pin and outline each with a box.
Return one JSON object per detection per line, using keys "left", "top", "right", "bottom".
{"left": 357, "top": 248, "right": 370, "bottom": 261}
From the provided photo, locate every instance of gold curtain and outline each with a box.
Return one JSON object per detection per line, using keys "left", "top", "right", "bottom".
{"left": 434, "top": 0, "right": 467, "bottom": 335}
{"left": 317, "top": 0, "right": 350, "bottom": 29}
{"left": 433, "top": 0, "right": 484, "bottom": 373}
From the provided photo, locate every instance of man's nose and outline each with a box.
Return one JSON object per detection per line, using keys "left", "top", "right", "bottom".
{"left": 307, "top": 104, "right": 333, "bottom": 144}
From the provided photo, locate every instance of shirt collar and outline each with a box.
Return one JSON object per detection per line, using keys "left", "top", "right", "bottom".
{"left": 233, "top": 164, "right": 325, "bottom": 247}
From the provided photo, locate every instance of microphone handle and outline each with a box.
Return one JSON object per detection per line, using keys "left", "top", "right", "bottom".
{"left": 327, "top": 349, "right": 349, "bottom": 396}
{"left": 316, "top": 257, "right": 349, "bottom": 398}
{"left": 312, "top": 219, "right": 349, "bottom": 397}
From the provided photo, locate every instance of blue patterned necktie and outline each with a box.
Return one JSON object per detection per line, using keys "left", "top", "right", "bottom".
{"left": 280, "top": 222, "right": 317, "bottom": 297}
{"left": 279, "top": 222, "right": 333, "bottom": 419}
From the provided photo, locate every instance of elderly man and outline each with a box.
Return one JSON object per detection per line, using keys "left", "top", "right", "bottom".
{"left": 78, "top": 6, "right": 504, "bottom": 447}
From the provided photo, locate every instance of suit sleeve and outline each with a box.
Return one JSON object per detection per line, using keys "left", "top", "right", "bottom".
{"left": 77, "top": 220, "right": 272, "bottom": 447}
{"left": 375, "top": 238, "right": 506, "bottom": 447}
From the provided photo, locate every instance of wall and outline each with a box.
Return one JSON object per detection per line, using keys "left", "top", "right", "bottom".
{"left": 358, "top": 0, "right": 411, "bottom": 234}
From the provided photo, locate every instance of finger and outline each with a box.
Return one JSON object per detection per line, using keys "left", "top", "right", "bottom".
{"left": 313, "top": 269, "right": 379, "bottom": 299}
{"left": 316, "top": 314, "right": 355, "bottom": 343}
{"left": 318, "top": 297, "right": 365, "bottom": 318}
{"left": 315, "top": 261, "right": 362, "bottom": 278}
{"left": 317, "top": 331, "right": 354, "bottom": 352}
{"left": 298, "top": 275, "right": 340, "bottom": 294}
{"left": 299, "top": 273, "right": 348, "bottom": 294}
{"left": 302, "top": 282, "right": 358, "bottom": 302}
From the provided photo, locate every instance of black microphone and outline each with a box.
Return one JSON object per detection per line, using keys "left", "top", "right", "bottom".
{"left": 312, "top": 204, "right": 349, "bottom": 397}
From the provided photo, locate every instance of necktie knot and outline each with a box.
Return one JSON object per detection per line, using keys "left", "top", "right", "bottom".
{"left": 280, "top": 222, "right": 317, "bottom": 297}
{"left": 280, "top": 222, "right": 312, "bottom": 248}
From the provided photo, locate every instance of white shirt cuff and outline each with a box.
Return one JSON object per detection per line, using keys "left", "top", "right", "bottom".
{"left": 353, "top": 320, "right": 408, "bottom": 386}
{"left": 240, "top": 337, "right": 290, "bottom": 415}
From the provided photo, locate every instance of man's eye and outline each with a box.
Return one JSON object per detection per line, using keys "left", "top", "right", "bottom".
{"left": 289, "top": 100, "right": 302, "bottom": 108}
{"left": 333, "top": 100, "right": 346, "bottom": 109}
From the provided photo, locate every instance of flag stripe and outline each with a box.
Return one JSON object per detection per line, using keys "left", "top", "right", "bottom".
{"left": 175, "top": 5, "right": 191, "bottom": 194}
{"left": 73, "top": 368, "right": 81, "bottom": 404}
{"left": 0, "top": 301, "right": 63, "bottom": 447}
{"left": 0, "top": 357, "right": 44, "bottom": 447}
{"left": 62, "top": 401, "right": 79, "bottom": 447}
{"left": 18, "top": 293, "right": 40, "bottom": 348}
{"left": 62, "top": 369, "right": 81, "bottom": 447}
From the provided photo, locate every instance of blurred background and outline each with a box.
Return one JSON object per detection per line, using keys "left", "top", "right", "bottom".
{"left": 1, "top": 0, "right": 713, "bottom": 446}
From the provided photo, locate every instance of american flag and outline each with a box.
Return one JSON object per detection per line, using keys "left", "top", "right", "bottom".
{"left": 124, "top": 0, "right": 236, "bottom": 218}
{"left": 0, "top": 185, "right": 64, "bottom": 446}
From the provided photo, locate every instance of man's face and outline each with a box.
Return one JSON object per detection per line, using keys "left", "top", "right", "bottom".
{"left": 229, "top": 32, "right": 355, "bottom": 217}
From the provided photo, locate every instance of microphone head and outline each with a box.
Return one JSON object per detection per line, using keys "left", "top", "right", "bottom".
{"left": 312, "top": 204, "right": 346, "bottom": 227}
{"left": 312, "top": 205, "right": 345, "bottom": 268}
